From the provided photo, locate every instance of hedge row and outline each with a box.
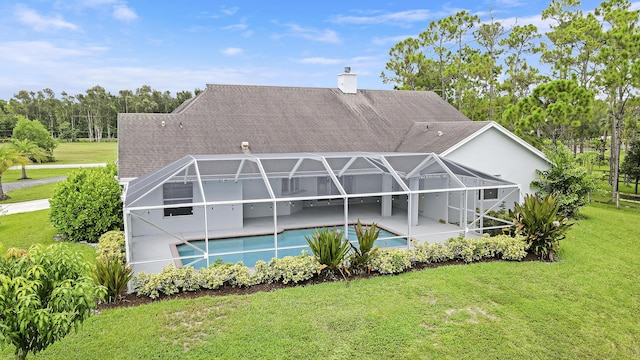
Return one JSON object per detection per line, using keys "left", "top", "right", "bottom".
{"left": 132, "top": 234, "right": 529, "bottom": 299}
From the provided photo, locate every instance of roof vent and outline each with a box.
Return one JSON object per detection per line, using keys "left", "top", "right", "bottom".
{"left": 241, "top": 141, "right": 250, "bottom": 154}
{"left": 338, "top": 67, "right": 357, "bottom": 94}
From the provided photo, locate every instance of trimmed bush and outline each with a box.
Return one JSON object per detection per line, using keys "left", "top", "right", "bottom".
{"left": 412, "top": 241, "right": 454, "bottom": 263}
{"left": 254, "top": 253, "right": 321, "bottom": 284}
{"left": 97, "top": 231, "right": 126, "bottom": 264}
{"left": 132, "top": 235, "right": 530, "bottom": 299}
{"left": 49, "top": 163, "right": 123, "bottom": 243}
{"left": 370, "top": 248, "right": 412, "bottom": 274}
{"left": 445, "top": 235, "right": 489, "bottom": 263}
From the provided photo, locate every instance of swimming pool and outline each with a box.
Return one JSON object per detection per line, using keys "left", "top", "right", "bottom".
{"left": 176, "top": 226, "right": 407, "bottom": 268}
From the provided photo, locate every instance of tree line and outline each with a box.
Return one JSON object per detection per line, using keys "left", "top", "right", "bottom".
{"left": 0, "top": 85, "right": 201, "bottom": 141}
{"left": 380, "top": 0, "right": 640, "bottom": 196}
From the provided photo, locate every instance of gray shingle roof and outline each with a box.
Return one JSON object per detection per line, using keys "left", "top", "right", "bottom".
{"left": 118, "top": 84, "right": 479, "bottom": 178}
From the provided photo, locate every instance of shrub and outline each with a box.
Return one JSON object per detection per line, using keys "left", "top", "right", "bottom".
{"left": 531, "top": 143, "right": 598, "bottom": 218}
{"left": 510, "top": 194, "right": 573, "bottom": 261}
{"left": 445, "top": 235, "right": 489, "bottom": 263}
{"left": 412, "top": 242, "right": 454, "bottom": 263}
{"left": 370, "top": 248, "right": 412, "bottom": 274}
{"left": 134, "top": 261, "right": 259, "bottom": 299}
{"left": 97, "top": 230, "right": 126, "bottom": 264}
{"left": 134, "top": 265, "right": 202, "bottom": 299}
{"left": 0, "top": 244, "right": 105, "bottom": 360}
{"left": 348, "top": 221, "right": 381, "bottom": 273}
{"left": 483, "top": 234, "right": 529, "bottom": 261}
{"left": 49, "top": 163, "right": 123, "bottom": 243}
{"left": 305, "top": 228, "right": 350, "bottom": 274}
{"left": 254, "top": 253, "right": 321, "bottom": 284}
{"left": 93, "top": 255, "right": 133, "bottom": 303}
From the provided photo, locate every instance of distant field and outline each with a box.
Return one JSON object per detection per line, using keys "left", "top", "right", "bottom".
{"left": 3, "top": 168, "right": 72, "bottom": 182}
{"left": 1, "top": 182, "right": 60, "bottom": 203}
{"left": 52, "top": 142, "right": 117, "bottom": 164}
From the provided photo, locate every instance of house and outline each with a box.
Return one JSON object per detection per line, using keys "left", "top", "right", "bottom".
{"left": 118, "top": 70, "right": 548, "bottom": 274}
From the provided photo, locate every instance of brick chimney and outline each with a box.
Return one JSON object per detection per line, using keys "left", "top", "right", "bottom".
{"left": 338, "top": 67, "right": 357, "bottom": 94}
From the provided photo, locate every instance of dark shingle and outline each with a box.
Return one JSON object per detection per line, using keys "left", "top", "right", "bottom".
{"left": 118, "top": 85, "right": 477, "bottom": 178}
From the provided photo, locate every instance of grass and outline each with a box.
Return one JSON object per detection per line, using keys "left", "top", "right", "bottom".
{"left": 2, "top": 168, "right": 72, "bottom": 183}
{"left": 52, "top": 141, "right": 117, "bottom": 164}
{"left": 0, "top": 182, "right": 60, "bottom": 203}
{"left": 2, "top": 204, "right": 636, "bottom": 359}
{"left": 0, "top": 210, "right": 95, "bottom": 261}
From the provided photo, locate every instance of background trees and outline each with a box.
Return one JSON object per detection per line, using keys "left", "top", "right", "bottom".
{"left": 1, "top": 85, "right": 195, "bottom": 143}
{"left": 380, "top": 0, "right": 639, "bottom": 196}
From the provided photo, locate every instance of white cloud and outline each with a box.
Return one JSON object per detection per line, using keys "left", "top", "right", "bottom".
{"left": 488, "top": 0, "right": 526, "bottom": 7}
{"left": 631, "top": 2, "right": 640, "bottom": 10}
{"left": 220, "top": 6, "right": 239, "bottom": 16}
{"left": 222, "top": 17, "right": 248, "bottom": 31}
{"left": 274, "top": 23, "right": 341, "bottom": 44}
{"left": 221, "top": 47, "right": 243, "bottom": 56}
{"left": 300, "top": 57, "right": 343, "bottom": 65}
{"left": 497, "top": 14, "right": 551, "bottom": 34}
{"left": 372, "top": 34, "right": 417, "bottom": 46}
{"left": 222, "top": 23, "right": 248, "bottom": 31}
{"left": 0, "top": 41, "right": 108, "bottom": 64}
{"left": 15, "top": 4, "right": 78, "bottom": 31}
{"left": 330, "top": 9, "right": 433, "bottom": 25}
{"left": 113, "top": 4, "right": 138, "bottom": 21}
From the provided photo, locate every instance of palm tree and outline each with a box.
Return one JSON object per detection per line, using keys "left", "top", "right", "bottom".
{"left": 11, "top": 139, "right": 47, "bottom": 180}
{"left": 0, "top": 144, "right": 30, "bottom": 200}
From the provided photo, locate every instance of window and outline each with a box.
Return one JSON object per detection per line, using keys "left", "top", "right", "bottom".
{"left": 317, "top": 176, "right": 353, "bottom": 195}
{"left": 163, "top": 182, "right": 193, "bottom": 216}
{"left": 281, "top": 177, "right": 300, "bottom": 194}
{"left": 480, "top": 188, "right": 498, "bottom": 200}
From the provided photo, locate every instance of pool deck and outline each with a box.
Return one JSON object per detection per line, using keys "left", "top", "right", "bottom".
{"left": 129, "top": 204, "right": 478, "bottom": 274}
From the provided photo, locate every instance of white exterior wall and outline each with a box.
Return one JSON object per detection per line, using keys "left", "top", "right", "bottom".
{"left": 129, "top": 180, "right": 244, "bottom": 238}
{"left": 442, "top": 128, "right": 549, "bottom": 198}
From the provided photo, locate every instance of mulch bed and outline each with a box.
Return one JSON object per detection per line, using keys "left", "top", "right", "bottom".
{"left": 98, "top": 253, "right": 541, "bottom": 310}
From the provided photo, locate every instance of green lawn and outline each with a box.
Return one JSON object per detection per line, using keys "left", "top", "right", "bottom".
{"left": 0, "top": 210, "right": 95, "bottom": 261}
{"left": 2, "top": 168, "right": 72, "bottom": 182}
{"left": 0, "top": 182, "right": 59, "bottom": 203}
{"left": 3, "top": 204, "right": 636, "bottom": 359}
{"left": 52, "top": 141, "right": 117, "bottom": 164}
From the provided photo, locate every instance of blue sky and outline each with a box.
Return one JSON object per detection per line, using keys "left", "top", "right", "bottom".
{"left": 0, "top": 0, "right": 630, "bottom": 99}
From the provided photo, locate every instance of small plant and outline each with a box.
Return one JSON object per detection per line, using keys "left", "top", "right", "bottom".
{"left": 93, "top": 255, "right": 133, "bottom": 303}
{"left": 510, "top": 194, "right": 573, "bottom": 261}
{"left": 305, "top": 228, "right": 350, "bottom": 274}
{"left": 348, "top": 221, "right": 381, "bottom": 273}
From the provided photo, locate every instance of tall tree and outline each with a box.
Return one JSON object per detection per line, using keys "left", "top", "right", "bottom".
{"left": 505, "top": 80, "right": 594, "bottom": 147}
{"left": 595, "top": 0, "right": 640, "bottom": 197}
{"left": 621, "top": 139, "right": 640, "bottom": 193}
{"left": 499, "top": 24, "right": 545, "bottom": 105}
{"left": 473, "top": 15, "right": 505, "bottom": 121}
{"left": 381, "top": 37, "right": 427, "bottom": 90}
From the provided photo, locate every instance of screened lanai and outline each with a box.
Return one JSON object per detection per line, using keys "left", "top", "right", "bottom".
{"left": 123, "top": 152, "right": 520, "bottom": 275}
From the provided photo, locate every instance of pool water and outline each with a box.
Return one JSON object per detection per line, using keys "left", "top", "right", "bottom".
{"left": 176, "top": 226, "right": 407, "bottom": 268}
